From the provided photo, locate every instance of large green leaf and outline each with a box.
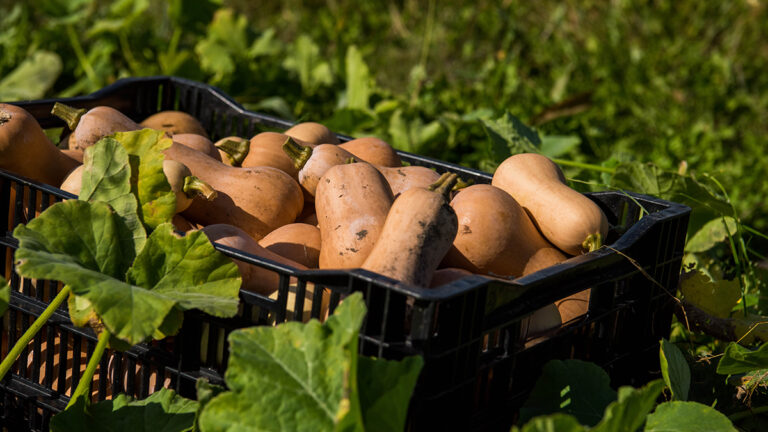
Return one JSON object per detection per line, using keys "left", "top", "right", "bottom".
{"left": 0, "top": 51, "right": 62, "bottom": 100}
{"left": 481, "top": 111, "right": 541, "bottom": 163}
{"left": 644, "top": 401, "right": 736, "bottom": 432}
{"left": 512, "top": 414, "right": 586, "bottom": 432}
{"left": 199, "top": 293, "right": 368, "bottom": 432}
{"left": 685, "top": 217, "right": 738, "bottom": 253}
{"left": 283, "top": 35, "right": 333, "bottom": 94}
{"left": 717, "top": 342, "right": 768, "bottom": 376}
{"left": 345, "top": 45, "right": 371, "bottom": 110}
{"left": 0, "top": 276, "right": 9, "bottom": 316}
{"left": 592, "top": 380, "right": 664, "bottom": 432}
{"left": 126, "top": 223, "right": 241, "bottom": 318}
{"left": 610, "top": 162, "right": 732, "bottom": 236}
{"left": 358, "top": 356, "right": 423, "bottom": 432}
{"left": 679, "top": 270, "right": 741, "bottom": 319}
{"left": 13, "top": 200, "right": 136, "bottom": 281}
{"left": 660, "top": 339, "right": 690, "bottom": 401}
{"left": 50, "top": 389, "right": 198, "bottom": 432}
{"left": 112, "top": 129, "right": 176, "bottom": 230}
{"left": 519, "top": 360, "right": 617, "bottom": 426}
{"left": 80, "top": 137, "right": 146, "bottom": 254}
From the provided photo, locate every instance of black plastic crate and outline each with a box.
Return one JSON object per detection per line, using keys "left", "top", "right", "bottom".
{"left": 0, "top": 76, "right": 690, "bottom": 431}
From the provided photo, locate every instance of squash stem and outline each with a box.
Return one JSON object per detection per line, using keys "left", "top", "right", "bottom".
{"left": 0, "top": 285, "right": 72, "bottom": 382}
{"left": 452, "top": 177, "right": 473, "bottom": 191}
{"left": 282, "top": 137, "right": 313, "bottom": 170}
{"left": 51, "top": 102, "right": 87, "bottom": 131}
{"left": 66, "top": 328, "right": 110, "bottom": 409}
{"left": 552, "top": 158, "right": 615, "bottom": 174}
{"left": 183, "top": 176, "right": 217, "bottom": 200}
{"left": 582, "top": 232, "right": 603, "bottom": 253}
{"left": 214, "top": 137, "right": 250, "bottom": 166}
{"left": 429, "top": 172, "right": 459, "bottom": 198}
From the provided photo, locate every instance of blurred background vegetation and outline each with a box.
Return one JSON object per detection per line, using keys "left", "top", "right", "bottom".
{"left": 1, "top": 0, "right": 766, "bottom": 286}
{"left": 4, "top": 0, "right": 768, "bottom": 421}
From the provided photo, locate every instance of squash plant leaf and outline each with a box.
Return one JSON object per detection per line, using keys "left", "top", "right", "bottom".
{"left": 112, "top": 129, "right": 177, "bottom": 230}
{"left": 644, "top": 401, "right": 737, "bottom": 432}
{"left": 80, "top": 137, "right": 146, "bottom": 254}
{"left": 481, "top": 111, "right": 541, "bottom": 164}
{"left": 716, "top": 342, "right": 768, "bottom": 376}
{"left": 199, "top": 293, "right": 368, "bottom": 432}
{"left": 13, "top": 202, "right": 240, "bottom": 346}
{"left": 50, "top": 389, "right": 198, "bottom": 432}
{"left": 685, "top": 217, "right": 738, "bottom": 253}
{"left": 679, "top": 269, "right": 741, "bottom": 319}
{"left": 512, "top": 414, "right": 586, "bottom": 432}
{"left": 358, "top": 355, "right": 423, "bottom": 432}
{"left": 659, "top": 339, "right": 690, "bottom": 401}
{"left": 0, "top": 276, "right": 9, "bottom": 316}
{"left": 13, "top": 200, "right": 136, "bottom": 281}
{"left": 591, "top": 379, "right": 664, "bottom": 432}
{"left": 126, "top": 223, "right": 241, "bottom": 317}
{"left": 519, "top": 359, "right": 617, "bottom": 427}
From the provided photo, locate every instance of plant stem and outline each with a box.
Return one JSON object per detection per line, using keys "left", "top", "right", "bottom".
{"left": 281, "top": 137, "right": 313, "bottom": 170}
{"left": 728, "top": 404, "right": 768, "bottom": 422}
{"left": 66, "top": 328, "right": 110, "bottom": 409}
{"left": 65, "top": 24, "right": 98, "bottom": 85}
{"left": 51, "top": 102, "right": 87, "bottom": 131}
{"left": 428, "top": 172, "right": 459, "bottom": 197}
{"left": 552, "top": 158, "right": 616, "bottom": 174}
{"left": 0, "top": 285, "right": 72, "bottom": 381}
{"left": 183, "top": 176, "right": 217, "bottom": 200}
{"left": 214, "top": 137, "right": 250, "bottom": 166}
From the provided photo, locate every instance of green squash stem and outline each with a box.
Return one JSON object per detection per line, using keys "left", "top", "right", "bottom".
{"left": 51, "top": 102, "right": 87, "bottom": 131}
{"left": 183, "top": 176, "right": 218, "bottom": 200}
{"left": 428, "top": 172, "right": 459, "bottom": 198}
{"left": 215, "top": 137, "right": 250, "bottom": 166}
{"left": 281, "top": 137, "right": 313, "bottom": 170}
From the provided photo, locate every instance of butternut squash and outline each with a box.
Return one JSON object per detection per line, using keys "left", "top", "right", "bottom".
{"left": 492, "top": 153, "right": 609, "bottom": 255}
{"left": 140, "top": 110, "right": 208, "bottom": 137}
{"left": 376, "top": 165, "right": 441, "bottom": 197}
{"left": 52, "top": 103, "right": 141, "bottom": 152}
{"left": 556, "top": 289, "right": 590, "bottom": 323}
{"left": 202, "top": 224, "right": 307, "bottom": 295}
{"left": 285, "top": 121, "right": 338, "bottom": 145}
{"left": 442, "top": 184, "right": 566, "bottom": 277}
{"left": 61, "top": 148, "right": 84, "bottom": 163}
{"left": 172, "top": 133, "right": 221, "bottom": 161}
{"left": 59, "top": 165, "right": 84, "bottom": 195}
{"left": 521, "top": 303, "right": 562, "bottom": 340}
{"left": 429, "top": 267, "right": 473, "bottom": 288}
{"left": 316, "top": 163, "right": 394, "bottom": 269}
{"left": 361, "top": 173, "right": 459, "bottom": 287}
{"left": 164, "top": 142, "right": 303, "bottom": 240}
{"left": 339, "top": 137, "right": 401, "bottom": 167}
{"left": 283, "top": 139, "right": 361, "bottom": 201}
{"left": 0, "top": 104, "right": 80, "bottom": 186}
{"left": 237, "top": 132, "right": 312, "bottom": 179}
{"left": 258, "top": 223, "right": 321, "bottom": 268}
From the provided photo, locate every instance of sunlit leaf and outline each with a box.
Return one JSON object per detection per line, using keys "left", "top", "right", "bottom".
{"left": 481, "top": 111, "right": 541, "bottom": 163}
{"left": 717, "top": 342, "right": 768, "bottom": 376}
{"left": 645, "top": 401, "right": 736, "bottom": 432}
{"left": 660, "top": 339, "right": 690, "bottom": 401}
{"left": 0, "top": 51, "right": 62, "bottom": 100}
{"left": 679, "top": 269, "right": 741, "bottom": 319}
{"left": 685, "top": 217, "right": 738, "bottom": 253}
{"left": 345, "top": 45, "right": 371, "bottom": 110}
{"left": 592, "top": 380, "right": 664, "bottom": 432}
{"left": 50, "top": 389, "right": 198, "bottom": 432}
{"left": 358, "top": 356, "right": 423, "bottom": 432}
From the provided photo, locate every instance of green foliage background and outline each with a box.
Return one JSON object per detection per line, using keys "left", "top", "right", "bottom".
{"left": 2, "top": 0, "right": 768, "bottom": 427}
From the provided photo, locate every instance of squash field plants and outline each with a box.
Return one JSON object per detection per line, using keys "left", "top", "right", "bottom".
{"left": 1, "top": 0, "right": 768, "bottom": 430}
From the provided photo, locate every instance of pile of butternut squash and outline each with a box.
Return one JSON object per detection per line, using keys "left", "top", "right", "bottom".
{"left": 0, "top": 103, "right": 610, "bottom": 336}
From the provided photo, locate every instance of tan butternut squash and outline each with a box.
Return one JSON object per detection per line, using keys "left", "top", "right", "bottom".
{"left": 361, "top": 173, "right": 459, "bottom": 287}
{"left": 140, "top": 110, "right": 208, "bottom": 137}
{"left": 442, "top": 184, "right": 566, "bottom": 277}
{"left": 202, "top": 224, "right": 307, "bottom": 295}
{"left": 339, "top": 137, "right": 401, "bottom": 167}
{"left": 258, "top": 223, "right": 321, "bottom": 268}
{"left": 164, "top": 142, "right": 303, "bottom": 240}
{"left": 52, "top": 103, "right": 141, "bottom": 152}
{"left": 0, "top": 104, "right": 80, "bottom": 186}
{"left": 492, "top": 153, "right": 609, "bottom": 255}
{"left": 520, "top": 304, "right": 562, "bottom": 340}
{"left": 283, "top": 139, "right": 361, "bottom": 201}
{"left": 556, "top": 289, "right": 590, "bottom": 323}
{"left": 172, "top": 133, "right": 221, "bottom": 161}
{"left": 429, "top": 267, "right": 473, "bottom": 288}
{"left": 285, "top": 122, "right": 338, "bottom": 145}
{"left": 237, "top": 132, "right": 313, "bottom": 179}
{"left": 316, "top": 163, "right": 394, "bottom": 269}
{"left": 214, "top": 136, "right": 249, "bottom": 166}
{"left": 376, "top": 165, "right": 441, "bottom": 197}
